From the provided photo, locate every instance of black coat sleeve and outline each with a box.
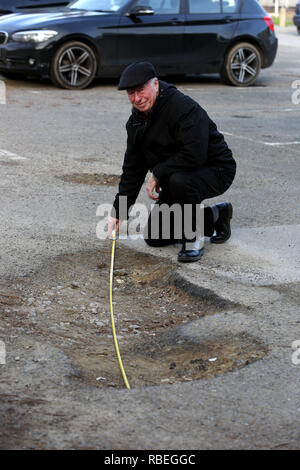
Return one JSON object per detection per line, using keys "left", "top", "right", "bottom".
{"left": 112, "top": 136, "right": 148, "bottom": 220}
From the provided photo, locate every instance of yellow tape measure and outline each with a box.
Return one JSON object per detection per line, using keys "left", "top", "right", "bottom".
{"left": 109, "top": 231, "right": 130, "bottom": 389}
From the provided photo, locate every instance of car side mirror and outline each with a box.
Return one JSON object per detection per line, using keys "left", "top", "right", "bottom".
{"left": 127, "top": 5, "right": 154, "bottom": 16}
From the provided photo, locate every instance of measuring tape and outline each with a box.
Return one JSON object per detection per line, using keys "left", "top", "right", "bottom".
{"left": 109, "top": 231, "right": 130, "bottom": 389}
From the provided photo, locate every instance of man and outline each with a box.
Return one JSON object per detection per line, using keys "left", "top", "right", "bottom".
{"left": 108, "top": 62, "right": 236, "bottom": 262}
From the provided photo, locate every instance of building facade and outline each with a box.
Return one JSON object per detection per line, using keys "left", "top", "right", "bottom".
{"left": 259, "top": 0, "right": 297, "bottom": 8}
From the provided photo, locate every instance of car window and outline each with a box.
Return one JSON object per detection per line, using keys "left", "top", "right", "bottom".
{"left": 240, "top": 0, "right": 263, "bottom": 14}
{"left": 222, "top": 0, "right": 238, "bottom": 13}
{"left": 135, "top": 0, "right": 180, "bottom": 14}
{"left": 189, "top": 0, "right": 221, "bottom": 13}
{"left": 69, "top": 0, "right": 129, "bottom": 12}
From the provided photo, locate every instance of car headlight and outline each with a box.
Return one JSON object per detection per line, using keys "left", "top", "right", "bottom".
{"left": 12, "top": 30, "right": 58, "bottom": 43}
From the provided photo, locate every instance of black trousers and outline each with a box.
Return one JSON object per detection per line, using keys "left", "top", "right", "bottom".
{"left": 144, "top": 166, "right": 235, "bottom": 247}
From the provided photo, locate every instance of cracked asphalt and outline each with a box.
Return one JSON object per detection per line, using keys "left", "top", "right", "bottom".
{"left": 0, "top": 25, "right": 299, "bottom": 450}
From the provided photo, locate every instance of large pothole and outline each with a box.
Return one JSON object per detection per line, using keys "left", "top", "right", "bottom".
{"left": 0, "top": 243, "right": 268, "bottom": 389}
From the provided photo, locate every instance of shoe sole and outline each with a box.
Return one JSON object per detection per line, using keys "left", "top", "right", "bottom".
{"left": 178, "top": 248, "right": 204, "bottom": 262}
{"left": 210, "top": 203, "right": 232, "bottom": 244}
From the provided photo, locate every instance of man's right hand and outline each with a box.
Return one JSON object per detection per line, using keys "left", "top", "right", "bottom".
{"left": 108, "top": 216, "right": 121, "bottom": 238}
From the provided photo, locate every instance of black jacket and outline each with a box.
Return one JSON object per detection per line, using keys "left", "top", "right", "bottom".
{"left": 113, "top": 81, "right": 236, "bottom": 219}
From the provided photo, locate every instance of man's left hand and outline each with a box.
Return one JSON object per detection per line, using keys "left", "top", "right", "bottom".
{"left": 146, "top": 173, "right": 160, "bottom": 200}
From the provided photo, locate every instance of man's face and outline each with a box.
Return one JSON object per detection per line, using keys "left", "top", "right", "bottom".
{"left": 127, "top": 78, "right": 159, "bottom": 114}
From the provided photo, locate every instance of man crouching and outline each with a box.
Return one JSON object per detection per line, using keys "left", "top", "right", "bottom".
{"left": 108, "top": 62, "right": 236, "bottom": 262}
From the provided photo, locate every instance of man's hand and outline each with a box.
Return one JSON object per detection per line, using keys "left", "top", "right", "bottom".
{"left": 108, "top": 216, "right": 121, "bottom": 238}
{"left": 146, "top": 173, "right": 160, "bottom": 201}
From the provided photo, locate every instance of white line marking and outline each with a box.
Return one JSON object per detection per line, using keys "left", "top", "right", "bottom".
{"left": 264, "top": 141, "right": 300, "bottom": 146}
{"left": 0, "top": 149, "right": 27, "bottom": 160}
{"left": 221, "top": 132, "right": 300, "bottom": 147}
{"left": 222, "top": 131, "right": 257, "bottom": 142}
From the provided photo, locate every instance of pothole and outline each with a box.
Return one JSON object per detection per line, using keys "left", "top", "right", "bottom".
{"left": 126, "top": 331, "right": 267, "bottom": 387}
{"left": 232, "top": 115, "right": 253, "bottom": 119}
{"left": 0, "top": 243, "right": 267, "bottom": 390}
{"left": 0, "top": 161, "right": 20, "bottom": 166}
{"left": 56, "top": 173, "right": 120, "bottom": 185}
{"left": 71, "top": 330, "right": 268, "bottom": 388}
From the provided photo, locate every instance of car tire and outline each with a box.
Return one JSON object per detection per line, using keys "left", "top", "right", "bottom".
{"left": 298, "top": 26, "right": 300, "bottom": 35}
{"left": 221, "top": 42, "right": 261, "bottom": 87}
{"left": 50, "top": 41, "right": 97, "bottom": 90}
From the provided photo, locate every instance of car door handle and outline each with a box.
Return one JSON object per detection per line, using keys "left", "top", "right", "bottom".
{"left": 169, "top": 17, "right": 184, "bottom": 25}
{"left": 224, "top": 16, "right": 233, "bottom": 23}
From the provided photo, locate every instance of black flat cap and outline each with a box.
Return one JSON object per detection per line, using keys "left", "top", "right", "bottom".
{"left": 118, "top": 61, "right": 157, "bottom": 90}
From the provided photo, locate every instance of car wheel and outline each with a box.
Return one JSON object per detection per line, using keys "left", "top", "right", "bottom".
{"left": 50, "top": 41, "right": 97, "bottom": 90}
{"left": 221, "top": 42, "right": 261, "bottom": 87}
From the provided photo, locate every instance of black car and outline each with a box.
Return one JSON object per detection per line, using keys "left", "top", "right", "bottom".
{"left": 0, "top": 1, "right": 69, "bottom": 16}
{"left": 293, "top": 0, "right": 300, "bottom": 34}
{"left": 0, "top": 0, "right": 278, "bottom": 89}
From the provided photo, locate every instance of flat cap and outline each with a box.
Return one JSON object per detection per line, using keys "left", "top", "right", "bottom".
{"left": 118, "top": 61, "right": 157, "bottom": 90}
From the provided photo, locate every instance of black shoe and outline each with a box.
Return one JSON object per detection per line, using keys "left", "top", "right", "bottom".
{"left": 178, "top": 240, "right": 204, "bottom": 263}
{"left": 210, "top": 202, "right": 232, "bottom": 244}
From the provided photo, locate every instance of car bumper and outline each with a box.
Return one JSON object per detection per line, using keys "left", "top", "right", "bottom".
{"left": 258, "top": 32, "right": 278, "bottom": 68}
{"left": 0, "top": 42, "right": 51, "bottom": 76}
{"left": 293, "top": 14, "right": 300, "bottom": 27}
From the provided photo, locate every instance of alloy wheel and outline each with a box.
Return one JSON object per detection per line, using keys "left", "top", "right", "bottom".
{"left": 51, "top": 41, "right": 97, "bottom": 89}
{"left": 230, "top": 46, "right": 259, "bottom": 85}
{"left": 58, "top": 45, "right": 93, "bottom": 87}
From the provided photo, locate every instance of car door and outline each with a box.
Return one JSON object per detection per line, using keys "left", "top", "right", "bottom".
{"left": 183, "top": 0, "right": 240, "bottom": 73}
{"left": 118, "top": 0, "right": 185, "bottom": 74}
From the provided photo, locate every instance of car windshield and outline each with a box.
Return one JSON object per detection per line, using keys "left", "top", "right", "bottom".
{"left": 68, "top": 0, "right": 129, "bottom": 12}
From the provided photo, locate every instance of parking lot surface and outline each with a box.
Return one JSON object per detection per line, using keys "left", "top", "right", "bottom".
{"left": 0, "top": 26, "right": 299, "bottom": 450}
